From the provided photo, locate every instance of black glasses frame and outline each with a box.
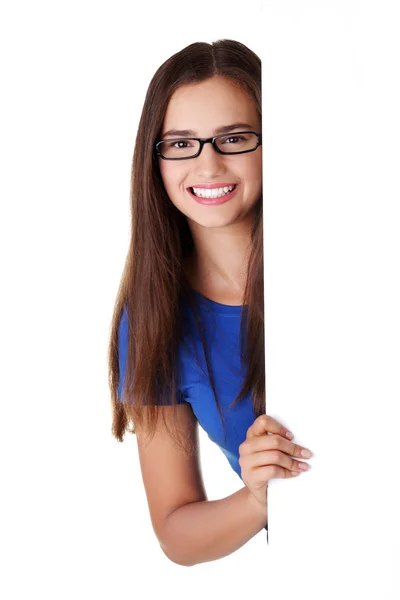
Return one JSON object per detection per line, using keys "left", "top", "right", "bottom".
{"left": 154, "top": 131, "right": 262, "bottom": 160}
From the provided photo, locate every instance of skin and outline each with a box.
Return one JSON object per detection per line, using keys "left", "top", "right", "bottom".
{"left": 158, "top": 75, "right": 262, "bottom": 302}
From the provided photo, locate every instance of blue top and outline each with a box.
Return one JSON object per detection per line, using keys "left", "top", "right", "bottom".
{"left": 118, "top": 288, "right": 268, "bottom": 540}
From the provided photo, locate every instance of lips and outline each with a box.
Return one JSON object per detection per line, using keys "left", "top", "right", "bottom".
{"left": 187, "top": 183, "right": 239, "bottom": 205}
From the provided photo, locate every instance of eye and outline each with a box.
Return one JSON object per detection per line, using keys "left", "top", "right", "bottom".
{"left": 223, "top": 135, "right": 245, "bottom": 144}
{"left": 169, "top": 140, "right": 193, "bottom": 149}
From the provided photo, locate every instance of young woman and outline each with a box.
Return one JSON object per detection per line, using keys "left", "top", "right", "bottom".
{"left": 108, "top": 39, "right": 313, "bottom": 566}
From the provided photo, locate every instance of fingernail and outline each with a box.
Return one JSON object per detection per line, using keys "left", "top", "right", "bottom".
{"left": 301, "top": 449, "right": 311, "bottom": 458}
{"left": 286, "top": 431, "right": 294, "bottom": 439}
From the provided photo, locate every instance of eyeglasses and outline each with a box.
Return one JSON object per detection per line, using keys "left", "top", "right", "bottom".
{"left": 154, "top": 131, "right": 262, "bottom": 160}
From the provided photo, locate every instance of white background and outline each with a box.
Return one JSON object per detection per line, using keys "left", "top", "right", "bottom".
{"left": 1, "top": 1, "right": 399, "bottom": 599}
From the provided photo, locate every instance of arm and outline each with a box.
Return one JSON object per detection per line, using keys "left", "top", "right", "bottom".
{"left": 161, "top": 485, "right": 268, "bottom": 566}
{"left": 136, "top": 403, "right": 267, "bottom": 567}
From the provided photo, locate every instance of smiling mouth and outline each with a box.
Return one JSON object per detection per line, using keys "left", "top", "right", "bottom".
{"left": 188, "top": 184, "right": 237, "bottom": 198}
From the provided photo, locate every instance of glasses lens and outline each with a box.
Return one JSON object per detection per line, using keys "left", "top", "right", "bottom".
{"left": 215, "top": 132, "right": 258, "bottom": 153}
{"left": 158, "top": 139, "right": 200, "bottom": 159}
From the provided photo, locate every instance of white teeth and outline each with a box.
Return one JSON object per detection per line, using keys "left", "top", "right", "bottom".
{"left": 191, "top": 184, "right": 236, "bottom": 198}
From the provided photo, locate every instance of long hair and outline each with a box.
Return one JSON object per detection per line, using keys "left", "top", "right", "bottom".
{"left": 107, "top": 39, "right": 264, "bottom": 455}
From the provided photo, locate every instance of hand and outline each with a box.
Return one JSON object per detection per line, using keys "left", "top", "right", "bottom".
{"left": 238, "top": 414, "right": 313, "bottom": 512}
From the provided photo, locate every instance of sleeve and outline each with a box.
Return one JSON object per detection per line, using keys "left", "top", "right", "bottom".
{"left": 117, "top": 307, "right": 187, "bottom": 405}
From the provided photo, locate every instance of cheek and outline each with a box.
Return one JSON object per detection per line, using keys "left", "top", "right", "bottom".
{"left": 254, "top": 156, "right": 263, "bottom": 182}
{"left": 160, "top": 165, "right": 185, "bottom": 192}
{"left": 253, "top": 151, "right": 263, "bottom": 172}
{"left": 244, "top": 157, "right": 262, "bottom": 185}
{"left": 241, "top": 150, "right": 262, "bottom": 171}
{"left": 159, "top": 169, "right": 188, "bottom": 207}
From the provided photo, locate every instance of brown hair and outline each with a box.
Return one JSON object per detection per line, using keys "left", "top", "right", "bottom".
{"left": 107, "top": 39, "right": 264, "bottom": 455}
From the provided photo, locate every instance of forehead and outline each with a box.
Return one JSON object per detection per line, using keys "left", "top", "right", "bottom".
{"left": 162, "top": 77, "right": 259, "bottom": 135}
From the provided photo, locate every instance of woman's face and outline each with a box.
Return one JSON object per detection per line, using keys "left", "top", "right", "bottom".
{"left": 158, "top": 76, "right": 262, "bottom": 230}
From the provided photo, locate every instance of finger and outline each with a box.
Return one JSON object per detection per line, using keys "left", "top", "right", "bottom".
{"left": 246, "top": 414, "right": 291, "bottom": 441}
{"left": 253, "top": 464, "right": 302, "bottom": 481}
{"left": 242, "top": 434, "right": 313, "bottom": 461}
{"left": 248, "top": 449, "right": 310, "bottom": 473}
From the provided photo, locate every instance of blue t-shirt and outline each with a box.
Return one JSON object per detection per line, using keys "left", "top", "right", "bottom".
{"left": 118, "top": 288, "right": 268, "bottom": 540}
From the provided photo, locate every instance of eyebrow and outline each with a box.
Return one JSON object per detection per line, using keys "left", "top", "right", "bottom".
{"left": 161, "top": 122, "right": 255, "bottom": 138}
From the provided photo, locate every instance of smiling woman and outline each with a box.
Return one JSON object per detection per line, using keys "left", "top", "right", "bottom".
{"left": 107, "top": 39, "right": 278, "bottom": 566}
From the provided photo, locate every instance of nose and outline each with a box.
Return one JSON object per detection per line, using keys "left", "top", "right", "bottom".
{"left": 194, "top": 141, "right": 225, "bottom": 176}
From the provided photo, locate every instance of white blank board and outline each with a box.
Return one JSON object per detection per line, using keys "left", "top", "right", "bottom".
{"left": 262, "top": 2, "right": 400, "bottom": 598}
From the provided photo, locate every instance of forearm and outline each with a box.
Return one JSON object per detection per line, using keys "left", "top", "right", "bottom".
{"left": 159, "top": 486, "right": 268, "bottom": 566}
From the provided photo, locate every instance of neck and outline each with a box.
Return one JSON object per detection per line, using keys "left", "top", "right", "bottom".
{"left": 185, "top": 219, "right": 253, "bottom": 295}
